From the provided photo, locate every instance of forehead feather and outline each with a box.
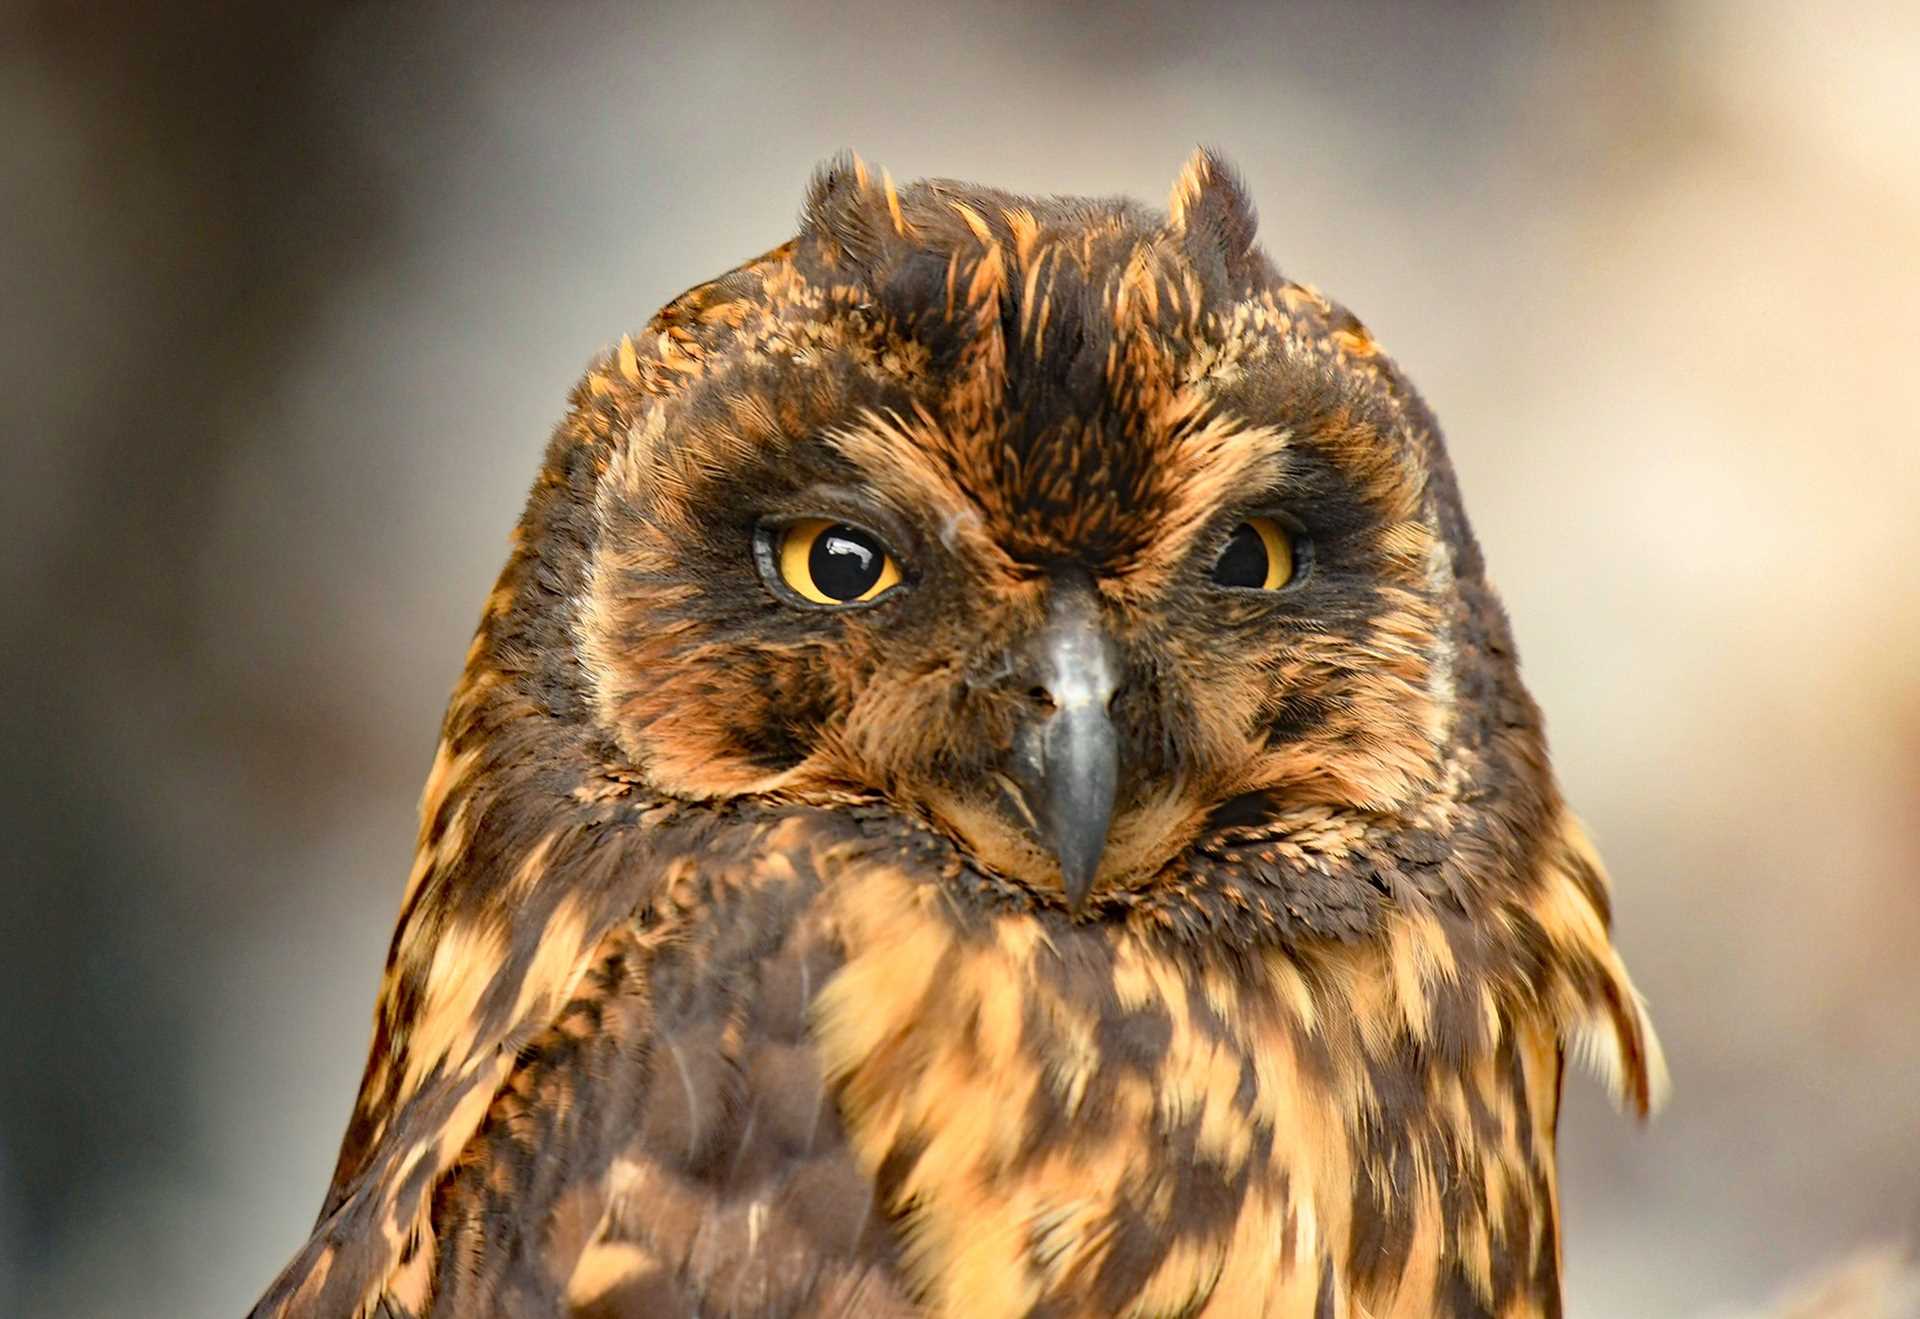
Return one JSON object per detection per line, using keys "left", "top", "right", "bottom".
{"left": 785, "top": 154, "right": 1291, "bottom": 564}
{"left": 597, "top": 151, "right": 1452, "bottom": 578}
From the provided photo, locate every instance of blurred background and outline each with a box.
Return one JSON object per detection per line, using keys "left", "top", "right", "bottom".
{"left": 4, "top": 2, "right": 1917, "bottom": 1314}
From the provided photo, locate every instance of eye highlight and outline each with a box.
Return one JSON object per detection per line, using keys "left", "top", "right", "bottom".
{"left": 1211, "top": 517, "right": 1297, "bottom": 591}
{"left": 773, "top": 518, "right": 903, "bottom": 605}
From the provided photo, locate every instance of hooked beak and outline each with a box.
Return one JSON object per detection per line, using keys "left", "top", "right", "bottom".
{"left": 1005, "top": 575, "right": 1120, "bottom": 913}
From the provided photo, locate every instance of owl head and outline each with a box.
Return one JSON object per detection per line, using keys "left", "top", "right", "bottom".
{"left": 519, "top": 150, "right": 1536, "bottom": 922}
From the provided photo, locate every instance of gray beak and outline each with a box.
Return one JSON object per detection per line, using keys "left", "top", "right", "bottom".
{"left": 1006, "top": 574, "right": 1120, "bottom": 912}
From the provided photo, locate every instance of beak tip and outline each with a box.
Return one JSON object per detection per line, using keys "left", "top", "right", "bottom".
{"left": 1008, "top": 572, "right": 1123, "bottom": 918}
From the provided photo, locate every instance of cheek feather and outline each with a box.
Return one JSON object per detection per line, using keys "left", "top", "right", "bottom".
{"left": 646, "top": 651, "right": 848, "bottom": 795}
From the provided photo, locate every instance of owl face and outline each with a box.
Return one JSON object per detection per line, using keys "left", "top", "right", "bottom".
{"left": 578, "top": 155, "right": 1463, "bottom": 910}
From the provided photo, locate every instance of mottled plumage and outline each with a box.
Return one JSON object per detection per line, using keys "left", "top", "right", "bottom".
{"left": 253, "top": 150, "right": 1664, "bottom": 1319}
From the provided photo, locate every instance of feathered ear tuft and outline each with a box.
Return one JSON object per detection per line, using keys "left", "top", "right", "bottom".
{"left": 801, "top": 150, "right": 913, "bottom": 276}
{"left": 1166, "top": 146, "right": 1264, "bottom": 290}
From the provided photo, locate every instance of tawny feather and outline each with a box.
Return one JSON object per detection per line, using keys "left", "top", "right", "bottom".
{"left": 252, "top": 150, "right": 1661, "bottom": 1319}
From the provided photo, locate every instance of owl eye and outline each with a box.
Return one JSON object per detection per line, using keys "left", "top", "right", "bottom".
{"left": 772, "top": 518, "right": 903, "bottom": 605}
{"left": 1211, "top": 517, "right": 1298, "bottom": 590}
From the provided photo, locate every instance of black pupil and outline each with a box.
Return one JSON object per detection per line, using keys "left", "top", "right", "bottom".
{"left": 809, "top": 524, "right": 885, "bottom": 600}
{"left": 1212, "top": 523, "right": 1269, "bottom": 588}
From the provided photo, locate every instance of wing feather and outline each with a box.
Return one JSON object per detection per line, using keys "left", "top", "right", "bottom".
{"left": 251, "top": 776, "right": 911, "bottom": 1317}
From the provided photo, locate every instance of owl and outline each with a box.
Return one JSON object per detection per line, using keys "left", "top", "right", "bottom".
{"left": 252, "top": 151, "right": 1665, "bottom": 1319}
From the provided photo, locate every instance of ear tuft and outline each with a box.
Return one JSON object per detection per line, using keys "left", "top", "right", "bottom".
{"left": 1167, "top": 147, "right": 1263, "bottom": 288}
{"left": 802, "top": 150, "right": 907, "bottom": 274}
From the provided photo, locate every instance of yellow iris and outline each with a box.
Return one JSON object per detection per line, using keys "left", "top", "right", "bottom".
{"left": 1213, "top": 516, "right": 1296, "bottom": 590}
{"left": 1245, "top": 516, "right": 1295, "bottom": 589}
{"left": 778, "top": 518, "right": 902, "bottom": 605}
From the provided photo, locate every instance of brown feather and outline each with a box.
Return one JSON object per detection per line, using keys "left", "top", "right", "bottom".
{"left": 252, "top": 152, "right": 1661, "bottom": 1318}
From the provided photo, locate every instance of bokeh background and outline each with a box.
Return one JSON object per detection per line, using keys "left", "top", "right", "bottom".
{"left": 5, "top": 2, "right": 1917, "bottom": 1315}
